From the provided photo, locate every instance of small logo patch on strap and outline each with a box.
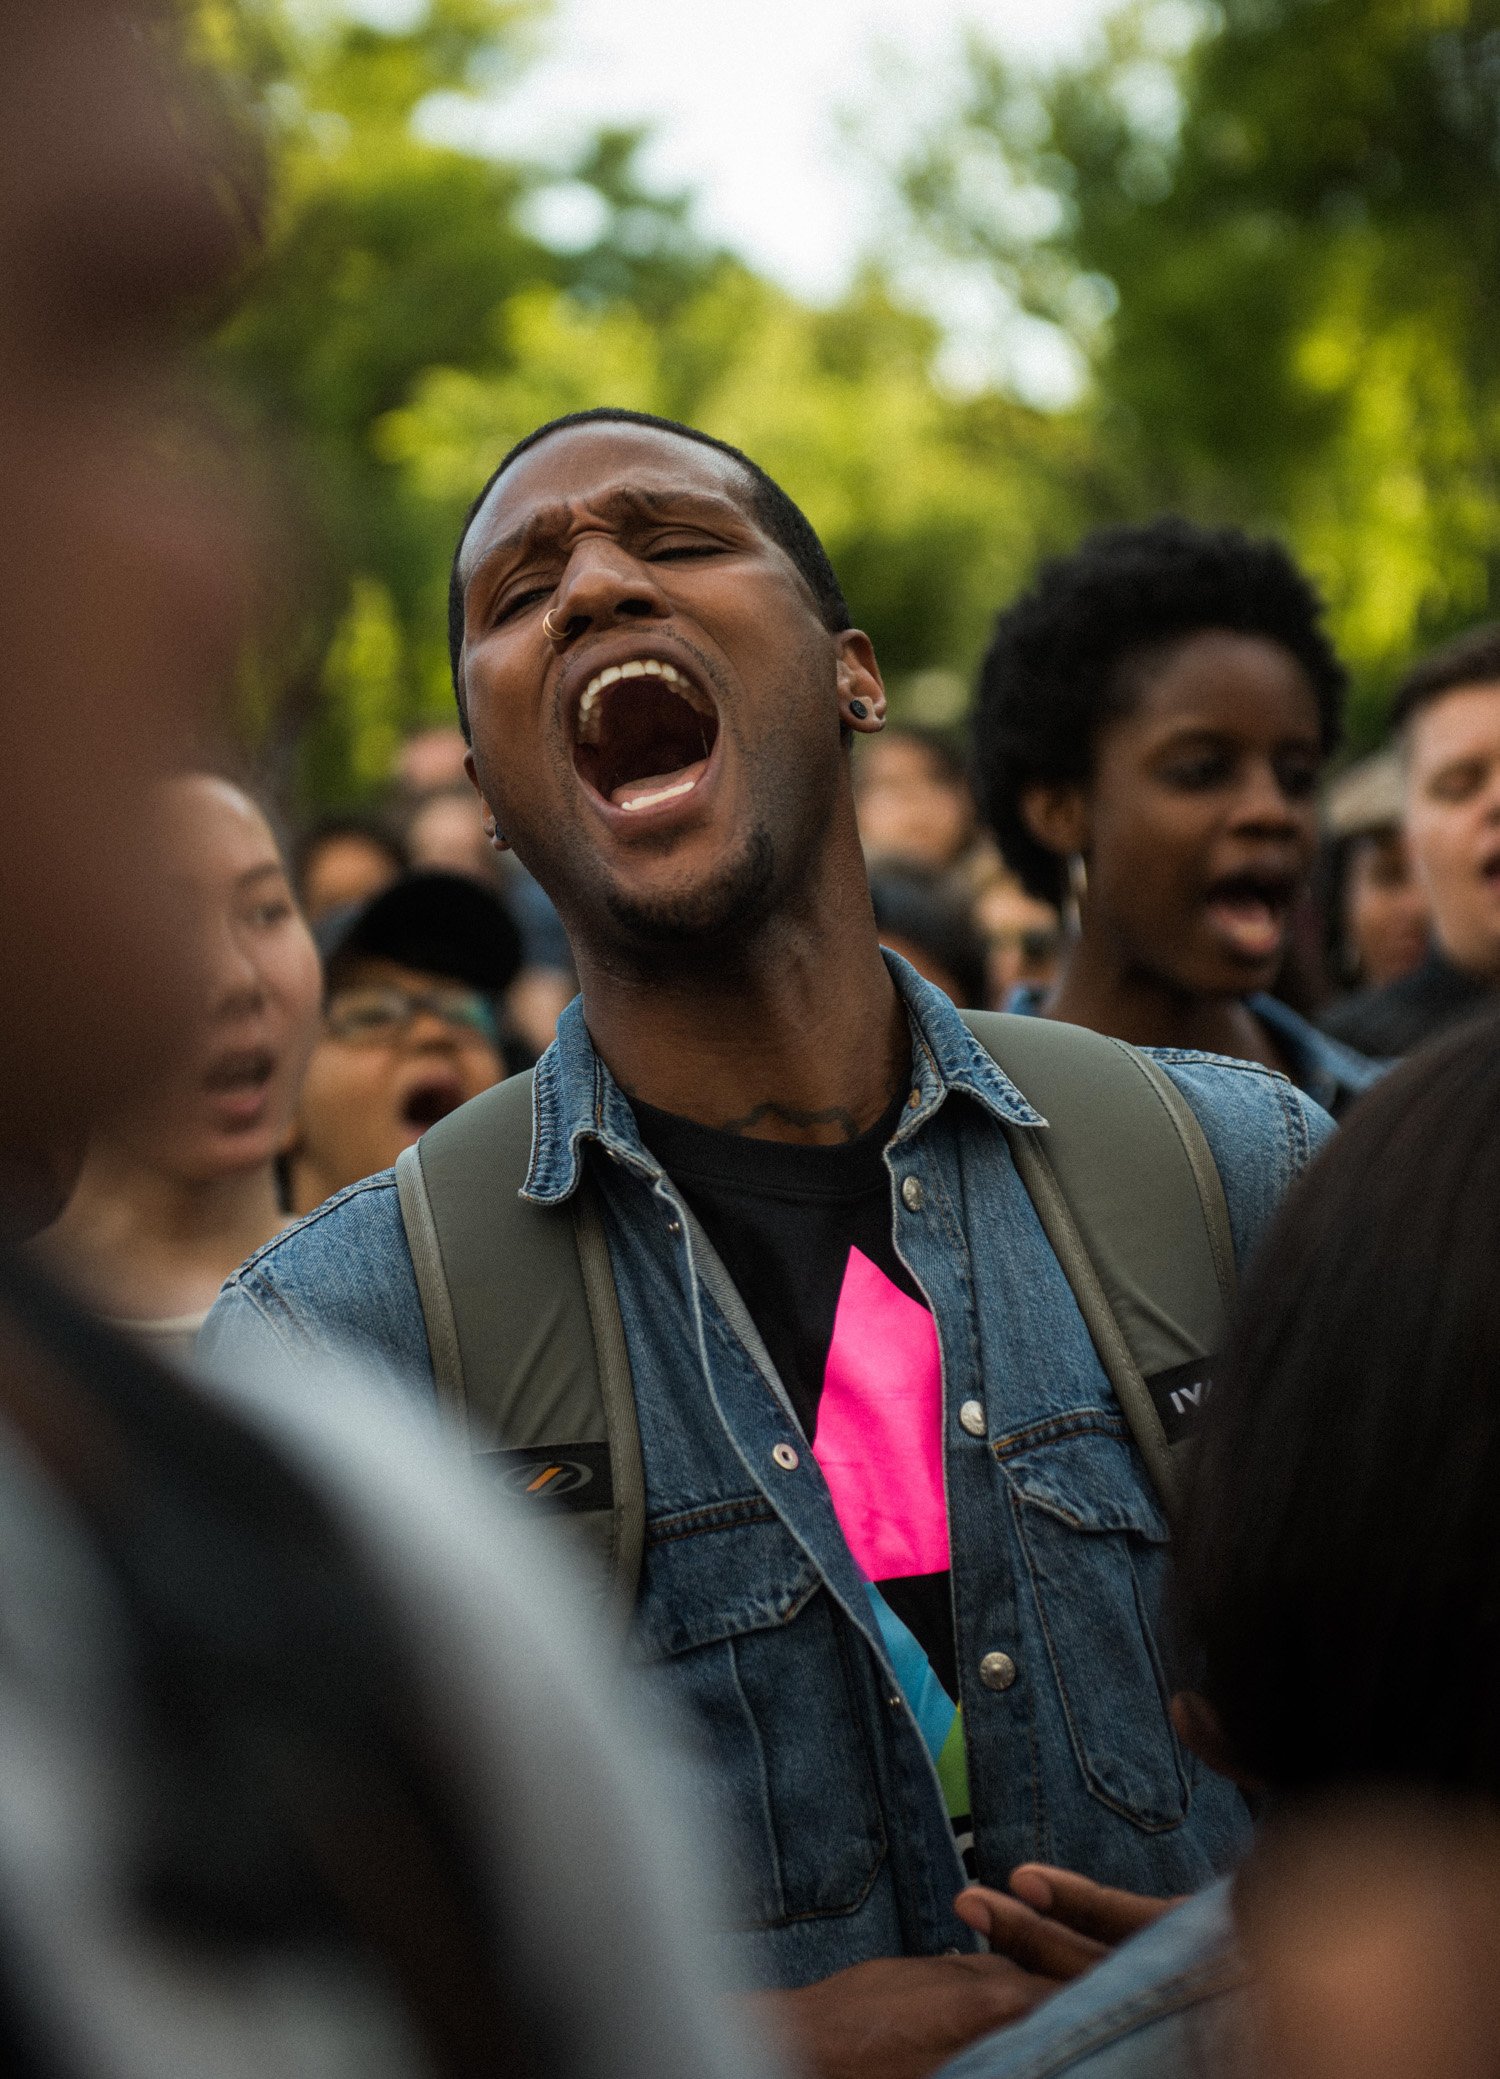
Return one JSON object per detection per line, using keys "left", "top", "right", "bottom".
{"left": 1145, "top": 1358, "right": 1215, "bottom": 1445}
{"left": 479, "top": 1440, "right": 615, "bottom": 1512}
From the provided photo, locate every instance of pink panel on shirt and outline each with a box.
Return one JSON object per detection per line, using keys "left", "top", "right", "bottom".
{"left": 811, "top": 1247, "right": 948, "bottom": 1581}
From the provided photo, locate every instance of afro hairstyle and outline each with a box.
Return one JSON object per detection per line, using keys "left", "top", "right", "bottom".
{"left": 446, "top": 407, "right": 850, "bottom": 733}
{"left": 971, "top": 516, "right": 1347, "bottom": 906}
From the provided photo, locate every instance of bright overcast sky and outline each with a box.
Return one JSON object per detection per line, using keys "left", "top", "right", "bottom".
{"left": 390, "top": 0, "right": 1120, "bottom": 305}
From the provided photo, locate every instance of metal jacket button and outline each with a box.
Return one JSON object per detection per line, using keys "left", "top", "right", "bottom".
{"left": 901, "top": 1175, "right": 925, "bottom": 1212}
{"left": 771, "top": 1442, "right": 800, "bottom": 1471}
{"left": 979, "top": 1651, "right": 1017, "bottom": 1692}
{"left": 959, "top": 1399, "right": 986, "bottom": 1437}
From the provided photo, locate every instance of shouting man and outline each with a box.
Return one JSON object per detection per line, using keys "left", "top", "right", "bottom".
{"left": 205, "top": 410, "right": 1332, "bottom": 2076}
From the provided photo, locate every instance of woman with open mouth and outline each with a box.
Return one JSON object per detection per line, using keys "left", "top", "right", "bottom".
{"left": 35, "top": 774, "right": 323, "bottom": 1358}
{"left": 972, "top": 516, "right": 1385, "bottom": 1118}
{"left": 286, "top": 870, "right": 522, "bottom": 1217}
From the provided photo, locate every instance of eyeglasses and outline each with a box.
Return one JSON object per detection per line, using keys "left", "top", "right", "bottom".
{"left": 324, "top": 983, "right": 499, "bottom": 1047}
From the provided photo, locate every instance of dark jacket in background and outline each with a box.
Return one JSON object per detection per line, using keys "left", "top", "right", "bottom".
{"left": 1320, "top": 947, "right": 1497, "bottom": 1059}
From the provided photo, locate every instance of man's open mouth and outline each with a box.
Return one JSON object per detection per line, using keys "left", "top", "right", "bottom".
{"left": 1202, "top": 869, "right": 1298, "bottom": 964}
{"left": 571, "top": 656, "right": 720, "bottom": 814}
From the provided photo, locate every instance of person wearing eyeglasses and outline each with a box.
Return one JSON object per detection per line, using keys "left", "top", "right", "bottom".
{"left": 288, "top": 871, "right": 523, "bottom": 1217}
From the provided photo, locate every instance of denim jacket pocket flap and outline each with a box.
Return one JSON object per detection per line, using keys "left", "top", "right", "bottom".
{"left": 1002, "top": 1424, "right": 1187, "bottom": 1831}
{"left": 998, "top": 1424, "right": 1170, "bottom": 1544}
{"left": 638, "top": 1500, "right": 823, "bottom": 1658}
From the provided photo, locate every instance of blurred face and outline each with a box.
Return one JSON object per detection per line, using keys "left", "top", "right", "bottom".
{"left": 456, "top": 421, "right": 881, "bottom": 958}
{"left": 855, "top": 735, "right": 975, "bottom": 871}
{"left": 1403, "top": 683, "right": 1500, "bottom": 981}
{"left": 0, "top": 2, "right": 252, "bottom": 1210}
{"left": 1343, "top": 829, "right": 1430, "bottom": 989}
{"left": 300, "top": 833, "right": 401, "bottom": 922}
{"left": 1049, "top": 631, "right": 1323, "bottom": 998}
{"left": 405, "top": 790, "right": 493, "bottom": 882}
{"left": 292, "top": 958, "right": 505, "bottom": 1207}
{"left": 975, "top": 874, "right": 1062, "bottom": 1003}
{"left": 103, "top": 778, "right": 321, "bottom": 1181}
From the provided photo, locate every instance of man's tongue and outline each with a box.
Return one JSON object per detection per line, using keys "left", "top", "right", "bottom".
{"left": 611, "top": 759, "right": 705, "bottom": 814}
{"left": 1205, "top": 890, "right": 1284, "bottom": 962}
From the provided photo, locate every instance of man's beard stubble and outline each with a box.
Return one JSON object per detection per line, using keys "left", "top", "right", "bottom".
{"left": 602, "top": 822, "right": 778, "bottom": 970}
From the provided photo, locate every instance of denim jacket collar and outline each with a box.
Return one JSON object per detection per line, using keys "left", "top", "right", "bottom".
{"left": 522, "top": 950, "right": 1044, "bottom": 1206}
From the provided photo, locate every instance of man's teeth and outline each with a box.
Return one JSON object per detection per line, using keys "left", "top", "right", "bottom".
{"left": 618, "top": 775, "right": 698, "bottom": 813}
{"left": 578, "top": 656, "right": 682, "bottom": 730}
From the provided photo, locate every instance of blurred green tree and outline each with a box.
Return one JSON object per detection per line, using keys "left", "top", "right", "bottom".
{"left": 901, "top": 0, "right": 1500, "bottom": 739}
{"left": 193, "top": 0, "right": 1085, "bottom": 806}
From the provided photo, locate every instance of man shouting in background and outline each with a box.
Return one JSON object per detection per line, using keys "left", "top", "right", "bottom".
{"left": 207, "top": 407, "right": 1333, "bottom": 2076}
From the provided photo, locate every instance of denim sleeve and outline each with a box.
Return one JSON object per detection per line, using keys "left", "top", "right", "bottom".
{"left": 198, "top": 1171, "right": 437, "bottom": 1403}
{"left": 1147, "top": 1050, "right": 1336, "bottom": 1273}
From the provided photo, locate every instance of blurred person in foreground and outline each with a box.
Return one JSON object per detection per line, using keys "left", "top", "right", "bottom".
{"left": 288, "top": 871, "right": 518, "bottom": 1214}
{"left": 205, "top": 405, "right": 1337, "bottom": 2078}
{"left": 293, "top": 809, "right": 409, "bottom": 921}
{"left": 855, "top": 724, "right": 980, "bottom": 873}
{"left": 1317, "top": 752, "right": 1430, "bottom": 999}
{"left": 975, "top": 519, "right": 1384, "bottom": 1117}
{"left": 1321, "top": 625, "right": 1500, "bottom": 1057}
{"left": 0, "top": 8, "right": 781, "bottom": 2078}
{"left": 36, "top": 774, "right": 320, "bottom": 1361}
{"left": 928, "top": 1011, "right": 1500, "bottom": 2079}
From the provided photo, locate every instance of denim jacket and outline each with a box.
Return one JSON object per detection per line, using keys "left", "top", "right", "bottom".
{"left": 935, "top": 1879, "right": 1247, "bottom": 2079}
{"left": 202, "top": 957, "right": 1332, "bottom": 1990}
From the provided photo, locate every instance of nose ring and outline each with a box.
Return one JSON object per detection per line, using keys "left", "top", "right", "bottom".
{"left": 542, "top": 608, "right": 566, "bottom": 644}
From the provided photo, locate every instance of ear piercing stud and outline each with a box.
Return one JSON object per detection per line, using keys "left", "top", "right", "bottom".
{"left": 850, "top": 699, "right": 869, "bottom": 719}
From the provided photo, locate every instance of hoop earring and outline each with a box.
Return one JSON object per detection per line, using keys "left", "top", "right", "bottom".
{"left": 1065, "top": 852, "right": 1088, "bottom": 934}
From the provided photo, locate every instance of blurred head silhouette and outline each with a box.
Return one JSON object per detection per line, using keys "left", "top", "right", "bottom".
{"left": 0, "top": 1, "right": 256, "bottom": 1226}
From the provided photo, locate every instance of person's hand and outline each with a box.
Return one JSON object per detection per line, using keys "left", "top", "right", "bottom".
{"left": 954, "top": 1865, "right": 1182, "bottom": 1982}
{"left": 752, "top": 1952, "right": 1056, "bottom": 2079}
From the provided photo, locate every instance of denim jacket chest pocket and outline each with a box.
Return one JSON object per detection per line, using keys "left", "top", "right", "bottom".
{"left": 999, "top": 1423, "right": 1189, "bottom": 1832}
{"left": 636, "top": 1498, "right": 888, "bottom": 1931}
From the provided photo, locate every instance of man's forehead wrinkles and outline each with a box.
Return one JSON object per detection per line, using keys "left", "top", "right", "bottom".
{"left": 463, "top": 479, "right": 750, "bottom": 586}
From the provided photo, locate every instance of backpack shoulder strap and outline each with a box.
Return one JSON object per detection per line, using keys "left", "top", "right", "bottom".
{"left": 960, "top": 1011, "right": 1236, "bottom": 1518}
{"left": 393, "top": 1071, "right": 644, "bottom": 1606}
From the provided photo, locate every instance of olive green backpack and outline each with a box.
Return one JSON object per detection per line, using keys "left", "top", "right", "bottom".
{"left": 394, "top": 1013, "right": 1235, "bottom": 1603}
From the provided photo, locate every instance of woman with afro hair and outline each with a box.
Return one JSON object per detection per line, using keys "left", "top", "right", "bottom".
{"left": 971, "top": 517, "right": 1383, "bottom": 1116}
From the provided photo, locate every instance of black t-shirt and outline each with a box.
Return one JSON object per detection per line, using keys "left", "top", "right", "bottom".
{"left": 632, "top": 1094, "right": 972, "bottom": 1838}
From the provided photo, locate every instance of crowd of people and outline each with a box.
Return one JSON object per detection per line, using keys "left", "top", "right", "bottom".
{"left": 6, "top": 6, "right": 1500, "bottom": 2079}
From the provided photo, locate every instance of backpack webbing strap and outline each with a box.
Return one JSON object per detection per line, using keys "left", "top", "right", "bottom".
{"left": 394, "top": 1072, "right": 644, "bottom": 1605}
{"left": 961, "top": 1011, "right": 1235, "bottom": 1517}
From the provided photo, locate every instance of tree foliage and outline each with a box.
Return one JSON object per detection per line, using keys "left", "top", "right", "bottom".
{"left": 196, "top": 0, "right": 1084, "bottom": 806}
{"left": 902, "top": 0, "right": 1500, "bottom": 739}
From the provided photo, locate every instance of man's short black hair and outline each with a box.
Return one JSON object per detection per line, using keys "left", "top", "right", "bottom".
{"left": 971, "top": 516, "right": 1348, "bottom": 906}
{"left": 1177, "top": 1012, "right": 1500, "bottom": 1801}
{"left": 446, "top": 407, "right": 851, "bottom": 729}
{"left": 1391, "top": 622, "right": 1500, "bottom": 735}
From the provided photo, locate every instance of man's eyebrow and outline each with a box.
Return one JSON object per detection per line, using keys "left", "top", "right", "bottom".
{"left": 462, "top": 483, "right": 750, "bottom": 591}
{"left": 235, "top": 862, "right": 288, "bottom": 890}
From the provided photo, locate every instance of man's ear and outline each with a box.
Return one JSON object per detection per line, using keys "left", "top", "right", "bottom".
{"left": 1020, "top": 780, "right": 1089, "bottom": 861}
{"left": 464, "top": 745, "right": 510, "bottom": 853}
{"left": 834, "top": 630, "right": 886, "bottom": 734}
{"left": 1171, "top": 1690, "right": 1263, "bottom": 1793}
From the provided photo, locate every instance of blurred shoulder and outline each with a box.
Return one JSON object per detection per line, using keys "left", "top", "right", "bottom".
{"left": 936, "top": 1881, "right": 1249, "bottom": 2079}
{"left": 201, "top": 1171, "right": 430, "bottom": 1389}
